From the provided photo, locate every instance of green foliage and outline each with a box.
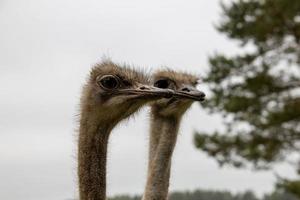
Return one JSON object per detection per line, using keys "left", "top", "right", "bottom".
{"left": 264, "top": 190, "right": 299, "bottom": 200}
{"left": 277, "top": 179, "right": 300, "bottom": 197}
{"left": 108, "top": 189, "right": 297, "bottom": 200}
{"left": 169, "top": 190, "right": 235, "bottom": 200}
{"left": 194, "top": 0, "right": 300, "bottom": 197}
{"left": 108, "top": 195, "right": 140, "bottom": 200}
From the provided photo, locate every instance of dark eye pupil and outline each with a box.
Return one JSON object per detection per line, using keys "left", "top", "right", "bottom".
{"left": 123, "top": 80, "right": 131, "bottom": 87}
{"left": 100, "top": 76, "right": 118, "bottom": 89}
{"left": 154, "top": 80, "right": 169, "bottom": 89}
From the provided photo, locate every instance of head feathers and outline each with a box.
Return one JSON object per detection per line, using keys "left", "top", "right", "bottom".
{"left": 152, "top": 69, "right": 199, "bottom": 86}
{"left": 89, "top": 60, "right": 150, "bottom": 85}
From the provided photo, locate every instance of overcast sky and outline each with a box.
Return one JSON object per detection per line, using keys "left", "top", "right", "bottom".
{"left": 0, "top": 0, "right": 295, "bottom": 200}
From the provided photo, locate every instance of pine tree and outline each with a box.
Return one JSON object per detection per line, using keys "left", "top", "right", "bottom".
{"left": 194, "top": 0, "right": 300, "bottom": 197}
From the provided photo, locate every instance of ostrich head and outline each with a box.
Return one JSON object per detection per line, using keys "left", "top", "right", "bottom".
{"left": 80, "top": 61, "right": 174, "bottom": 127}
{"left": 151, "top": 69, "right": 205, "bottom": 117}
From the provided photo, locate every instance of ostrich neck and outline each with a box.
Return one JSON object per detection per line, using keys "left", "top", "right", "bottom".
{"left": 143, "top": 112, "right": 181, "bottom": 200}
{"left": 78, "top": 113, "right": 114, "bottom": 200}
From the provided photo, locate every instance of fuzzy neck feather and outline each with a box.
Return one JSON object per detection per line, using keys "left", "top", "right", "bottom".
{"left": 143, "top": 110, "right": 181, "bottom": 200}
{"left": 78, "top": 108, "right": 115, "bottom": 200}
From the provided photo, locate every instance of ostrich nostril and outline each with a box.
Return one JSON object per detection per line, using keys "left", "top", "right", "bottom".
{"left": 181, "top": 87, "right": 190, "bottom": 92}
{"left": 139, "top": 86, "right": 149, "bottom": 90}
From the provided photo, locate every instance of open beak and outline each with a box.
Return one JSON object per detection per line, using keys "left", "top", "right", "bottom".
{"left": 116, "top": 85, "right": 174, "bottom": 99}
{"left": 173, "top": 86, "right": 205, "bottom": 102}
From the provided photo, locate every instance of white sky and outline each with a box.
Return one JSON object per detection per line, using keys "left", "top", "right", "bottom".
{"left": 0, "top": 0, "right": 295, "bottom": 200}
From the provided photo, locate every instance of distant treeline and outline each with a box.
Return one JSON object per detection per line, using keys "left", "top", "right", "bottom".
{"left": 108, "top": 189, "right": 299, "bottom": 200}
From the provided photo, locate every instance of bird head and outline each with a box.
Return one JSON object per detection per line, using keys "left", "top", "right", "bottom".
{"left": 150, "top": 69, "right": 205, "bottom": 118}
{"left": 80, "top": 61, "right": 174, "bottom": 124}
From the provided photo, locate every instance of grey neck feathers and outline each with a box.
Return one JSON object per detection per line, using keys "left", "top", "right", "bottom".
{"left": 143, "top": 113, "right": 181, "bottom": 200}
{"left": 78, "top": 113, "right": 113, "bottom": 200}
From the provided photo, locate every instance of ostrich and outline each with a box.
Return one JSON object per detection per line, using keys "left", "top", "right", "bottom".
{"left": 78, "top": 61, "right": 174, "bottom": 200}
{"left": 143, "top": 69, "right": 205, "bottom": 200}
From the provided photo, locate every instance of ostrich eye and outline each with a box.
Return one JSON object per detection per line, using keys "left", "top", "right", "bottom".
{"left": 98, "top": 75, "right": 119, "bottom": 90}
{"left": 154, "top": 79, "right": 170, "bottom": 89}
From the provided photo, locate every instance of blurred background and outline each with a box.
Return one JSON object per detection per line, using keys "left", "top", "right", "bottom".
{"left": 0, "top": 0, "right": 299, "bottom": 200}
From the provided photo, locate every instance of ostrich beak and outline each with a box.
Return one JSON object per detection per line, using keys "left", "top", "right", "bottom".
{"left": 173, "top": 85, "right": 205, "bottom": 102}
{"left": 116, "top": 85, "right": 174, "bottom": 99}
